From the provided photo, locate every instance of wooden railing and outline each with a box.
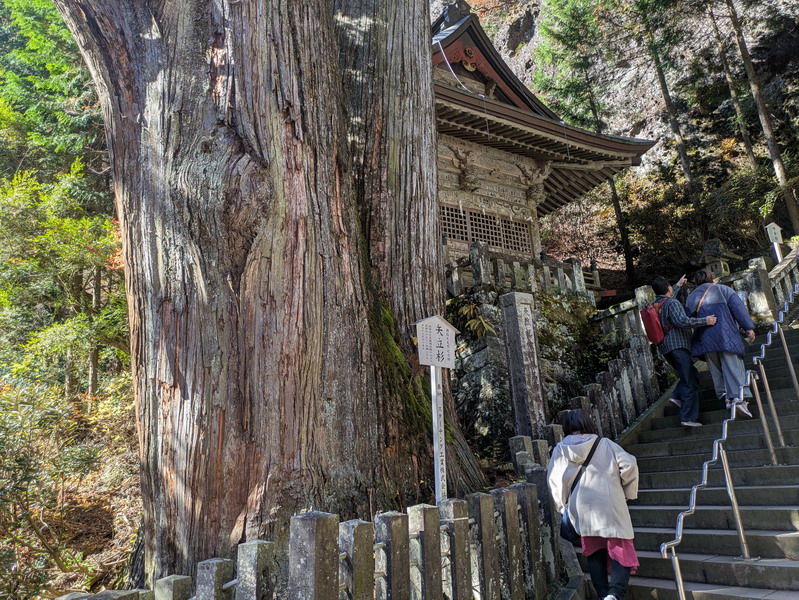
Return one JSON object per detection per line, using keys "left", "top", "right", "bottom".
{"left": 56, "top": 484, "right": 552, "bottom": 600}
{"left": 446, "top": 241, "right": 598, "bottom": 304}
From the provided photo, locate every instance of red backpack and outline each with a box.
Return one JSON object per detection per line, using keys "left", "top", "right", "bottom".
{"left": 640, "top": 298, "right": 673, "bottom": 344}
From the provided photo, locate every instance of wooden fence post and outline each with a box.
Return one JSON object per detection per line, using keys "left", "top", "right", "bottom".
{"left": 408, "top": 504, "right": 443, "bottom": 600}
{"left": 339, "top": 519, "right": 375, "bottom": 600}
{"left": 491, "top": 489, "right": 524, "bottom": 600}
{"left": 196, "top": 558, "right": 235, "bottom": 600}
{"left": 438, "top": 499, "right": 472, "bottom": 600}
{"left": 154, "top": 575, "right": 193, "bottom": 600}
{"left": 287, "top": 511, "right": 339, "bottom": 600}
{"left": 236, "top": 540, "right": 276, "bottom": 600}
{"left": 374, "top": 512, "right": 410, "bottom": 600}
{"left": 466, "top": 492, "right": 500, "bottom": 600}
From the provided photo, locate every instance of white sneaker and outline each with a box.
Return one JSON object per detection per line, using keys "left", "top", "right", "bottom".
{"left": 604, "top": 595, "right": 619, "bottom": 600}
{"left": 734, "top": 401, "right": 753, "bottom": 418}
{"left": 681, "top": 421, "right": 703, "bottom": 427}
{"left": 669, "top": 397, "right": 682, "bottom": 408}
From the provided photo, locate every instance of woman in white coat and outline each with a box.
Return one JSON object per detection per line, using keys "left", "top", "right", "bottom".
{"left": 548, "top": 409, "right": 639, "bottom": 600}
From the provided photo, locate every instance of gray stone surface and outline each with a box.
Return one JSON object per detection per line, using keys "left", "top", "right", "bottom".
{"left": 408, "top": 504, "right": 442, "bottom": 600}
{"left": 510, "top": 483, "right": 547, "bottom": 600}
{"left": 491, "top": 489, "right": 524, "bottom": 600}
{"left": 466, "top": 493, "right": 501, "bottom": 600}
{"left": 196, "top": 558, "right": 235, "bottom": 600}
{"left": 501, "top": 292, "right": 548, "bottom": 439}
{"left": 339, "top": 519, "right": 375, "bottom": 600}
{"left": 375, "top": 512, "right": 410, "bottom": 600}
{"left": 525, "top": 467, "right": 558, "bottom": 584}
{"left": 154, "top": 575, "right": 193, "bottom": 600}
{"left": 236, "top": 540, "right": 276, "bottom": 600}
{"left": 530, "top": 439, "right": 550, "bottom": 468}
{"left": 438, "top": 499, "right": 472, "bottom": 600}
{"left": 288, "top": 511, "right": 339, "bottom": 600}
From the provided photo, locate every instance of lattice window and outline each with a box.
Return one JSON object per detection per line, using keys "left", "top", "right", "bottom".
{"left": 440, "top": 205, "right": 468, "bottom": 242}
{"left": 440, "top": 204, "right": 534, "bottom": 255}
{"left": 468, "top": 210, "right": 503, "bottom": 248}
{"left": 501, "top": 218, "right": 532, "bottom": 254}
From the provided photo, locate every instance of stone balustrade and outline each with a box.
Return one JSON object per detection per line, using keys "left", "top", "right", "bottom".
{"left": 446, "top": 241, "right": 597, "bottom": 305}
{"left": 56, "top": 485, "right": 554, "bottom": 600}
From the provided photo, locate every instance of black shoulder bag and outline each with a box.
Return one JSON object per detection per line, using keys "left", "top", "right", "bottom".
{"left": 560, "top": 437, "right": 602, "bottom": 543}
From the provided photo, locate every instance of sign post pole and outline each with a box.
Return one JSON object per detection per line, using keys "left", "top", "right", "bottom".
{"left": 415, "top": 315, "right": 459, "bottom": 504}
{"left": 430, "top": 364, "right": 447, "bottom": 502}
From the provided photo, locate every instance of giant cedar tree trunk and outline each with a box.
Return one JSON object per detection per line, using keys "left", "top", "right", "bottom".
{"left": 54, "top": 0, "right": 478, "bottom": 581}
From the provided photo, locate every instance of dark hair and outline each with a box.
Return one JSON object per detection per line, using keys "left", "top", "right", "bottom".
{"left": 651, "top": 276, "right": 670, "bottom": 296}
{"left": 562, "top": 409, "right": 599, "bottom": 436}
{"left": 694, "top": 269, "right": 714, "bottom": 286}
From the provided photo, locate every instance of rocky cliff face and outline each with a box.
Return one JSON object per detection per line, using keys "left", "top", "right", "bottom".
{"left": 431, "top": 1, "right": 799, "bottom": 174}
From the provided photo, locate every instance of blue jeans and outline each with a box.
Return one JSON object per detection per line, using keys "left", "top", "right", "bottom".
{"left": 586, "top": 549, "right": 631, "bottom": 599}
{"left": 664, "top": 348, "right": 700, "bottom": 423}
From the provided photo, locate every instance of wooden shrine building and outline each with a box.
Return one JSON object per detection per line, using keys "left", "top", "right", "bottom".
{"left": 432, "top": 6, "right": 655, "bottom": 266}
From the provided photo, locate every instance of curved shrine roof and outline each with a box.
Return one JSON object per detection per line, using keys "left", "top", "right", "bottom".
{"left": 432, "top": 12, "right": 655, "bottom": 215}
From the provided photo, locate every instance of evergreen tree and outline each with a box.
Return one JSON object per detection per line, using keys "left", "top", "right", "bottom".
{"left": 534, "top": 0, "right": 636, "bottom": 284}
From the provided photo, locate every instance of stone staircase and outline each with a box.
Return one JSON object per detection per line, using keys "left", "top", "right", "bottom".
{"left": 584, "top": 327, "right": 799, "bottom": 599}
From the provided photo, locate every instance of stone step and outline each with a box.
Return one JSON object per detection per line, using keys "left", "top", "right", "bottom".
{"left": 632, "top": 527, "right": 799, "bottom": 559}
{"left": 629, "top": 505, "right": 799, "bottom": 531}
{"left": 627, "top": 429, "right": 799, "bottom": 459}
{"left": 636, "top": 447, "right": 799, "bottom": 474}
{"left": 639, "top": 464, "right": 799, "bottom": 489}
{"left": 643, "top": 406, "right": 799, "bottom": 439}
{"left": 578, "top": 549, "right": 799, "bottom": 592}
{"left": 626, "top": 576, "right": 799, "bottom": 600}
{"left": 697, "top": 371, "right": 798, "bottom": 393}
{"left": 632, "top": 485, "right": 799, "bottom": 507}
{"left": 690, "top": 388, "right": 798, "bottom": 410}
{"left": 630, "top": 549, "right": 799, "bottom": 591}
{"left": 637, "top": 412, "right": 799, "bottom": 444}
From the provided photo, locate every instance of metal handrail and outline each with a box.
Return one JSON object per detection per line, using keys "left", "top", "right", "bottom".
{"left": 661, "top": 281, "right": 799, "bottom": 600}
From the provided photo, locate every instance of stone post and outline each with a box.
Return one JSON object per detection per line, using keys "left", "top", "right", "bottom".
{"left": 339, "top": 520, "right": 375, "bottom": 600}
{"left": 510, "top": 483, "right": 547, "bottom": 600}
{"left": 530, "top": 438, "right": 550, "bottom": 468}
{"left": 620, "top": 348, "right": 647, "bottom": 416}
{"left": 583, "top": 383, "right": 607, "bottom": 438}
{"left": 466, "top": 493, "right": 501, "bottom": 600}
{"left": 470, "top": 242, "right": 493, "bottom": 288}
{"left": 491, "top": 489, "right": 525, "bottom": 600}
{"left": 447, "top": 263, "right": 463, "bottom": 297}
{"left": 236, "top": 540, "right": 276, "bottom": 600}
{"left": 408, "top": 504, "right": 443, "bottom": 600}
{"left": 93, "top": 593, "right": 140, "bottom": 600}
{"left": 494, "top": 259, "right": 508, "bottom": 290}
{"left": 196, "top": 558, "right": 235, "bottom": 600}
{"left": 565, "top": 258, "right": 586, "bottom": 294}
{"left": 545, "top": 423, "right": 563, "bottom": 448}
{"left": 375, "top": 512, "right": 410, "bottom": 600}
{"left": 501, "top": 292, "right": 548, "bottom": 439}
{"left": 439, "top": 499, "right": 472, "bottom": 600}
{"left": 509, "top": 435, "right": 534, "bottom": 474}
{"left": 608, "top": 359, "right": 636, "bottom": 427}
{"left": 524, "top": 467, "right": 558, "bottom": 584}
{"left": 288, "top": 511, "right": 339, "bottom": 600}
{"left": 154, "top": 575, "right": 193, "bottom": 600}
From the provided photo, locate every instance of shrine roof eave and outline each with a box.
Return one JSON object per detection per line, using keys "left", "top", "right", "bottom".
{"left": 432, "top": 13, "right": 558, "bottom": 120}
{"left": 435, "top": 85, "right": 656, "bottom": 216}
{"left": 435, "top": 83, "right": 655, "bottom": 162}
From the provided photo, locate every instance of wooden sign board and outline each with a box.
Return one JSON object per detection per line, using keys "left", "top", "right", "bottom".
{"left": 416, "top": 315, "right": 458, "bottom": 370}
{"left": 765, "top": 223, "right": 783, "bottom": 244}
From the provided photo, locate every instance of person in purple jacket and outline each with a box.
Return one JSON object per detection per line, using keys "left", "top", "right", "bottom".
{"left": 686, "top": 269, "right": 756, "bottom": 417}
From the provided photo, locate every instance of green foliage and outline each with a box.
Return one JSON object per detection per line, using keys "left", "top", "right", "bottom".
{"left": 0, "top": 3, "right": 132, "bottom": 594}
{"left": 533, "top": 0, "right": 608, "bottom": 129}
{"left": 0, "top": 382, "right": 98, "bottom": 598}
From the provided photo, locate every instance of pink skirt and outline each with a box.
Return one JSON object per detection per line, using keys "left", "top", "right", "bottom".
{"left": 581, "top": 536, "right": 639, "bottom": 573}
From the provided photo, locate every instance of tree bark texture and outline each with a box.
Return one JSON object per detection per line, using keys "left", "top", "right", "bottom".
{"left": 53, "top": 0, "right": 480, "bottom": 582}
{"left": 725, "top": 0, "right": 799, "bottom": 233}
